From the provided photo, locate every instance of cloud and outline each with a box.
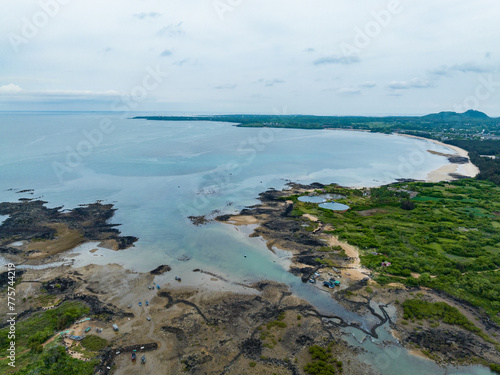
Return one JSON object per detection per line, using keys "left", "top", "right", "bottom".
{"left": 214, "top": 84, "right": 237, "bottom": 90}
{"left": 160, "top": 49, "right": 173, "bottom": 57}
{"left": 360, "top": 81, "right": 376, "bottom": 88}
{"left": 430, "top": 62, "right": 495, "bottom": 76}
{"left": 452, "top": 62, "right": 492, "bottom": 73}
{"left": 173, "top": 59, "right": 189, "bottom": 66}
{"left": 254, "top": 79, "right": 285, "bottom": 87}
{"left": 0, "top": 84, "right": 23, "bottom": 94}
{"left": 313, "top": 55, "right": 359, "bottom": 65}
{"left": 157, "top": 22, "right": 184, "bottom": 37}
{"left": 387, "top": 78, "right": 434, "bottom": 90}
{"left": 264, "top": 79, "right": 284, "bottom": 87}
{"left": 0, "top": 87, "right": 121, "bottom": 99}
{"left": 338, "top": 87, "right": 361, "bottom": 95}
{"left": 134, "top": 12, "right": 161, "bottom": 20}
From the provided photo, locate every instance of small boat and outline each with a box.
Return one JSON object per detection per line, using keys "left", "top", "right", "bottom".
{"left": 141, "top": 354, "right": 146, "bottom": 364}
{"left": 309, "top": 278, "right": 316, "bottom": 284}
{"left": 139, "top": 302, "right": 142, "bottom": 306}
{"left": 147, "top": 317, "right": 151, "bottom": 321}
{"left": 156, "top": 285, "right": 160, "bottom": 290}
{"left": 84, "top": 327, "right": 91, "bottom": 333}
{"left": 131, "top": 352, "right": 136, "bottom": 362}
{"left": 145, "top": 301, "right": 149, "bottom": 306}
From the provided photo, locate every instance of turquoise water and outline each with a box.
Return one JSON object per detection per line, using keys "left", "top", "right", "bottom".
{"left": 319, "top": 202, "right": 350, "bottom": 211}
{"left": 0, "top": 112, "right": 493, "bottom": 374}
{"left": 298, "top": 196, "right": 327, "bottom": 203}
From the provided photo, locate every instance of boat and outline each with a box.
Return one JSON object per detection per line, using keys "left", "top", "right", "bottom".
{"left": 139, "top": 302, "right": 142, "bottom": 306}
{"left": 131, "top": 352, "right": 136, "bottom": 362}
{"left": 156, "top": 285, "right": 160, "bottom": 290}
{"left": 141, "top": 354, "right": 146, "bottom": 364}
{"left": 145, "top": 301, "right": 149, "bottom": 306}
{"left": 84, "top": 326, "right": 91, "bottom": 333}
{"left": 308, "top": 278, "right": 316, "bottom": 284}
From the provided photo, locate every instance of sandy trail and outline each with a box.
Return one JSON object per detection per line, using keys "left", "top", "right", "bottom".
{"left": 328, "top": 235, "right": 371, "bottom": 282}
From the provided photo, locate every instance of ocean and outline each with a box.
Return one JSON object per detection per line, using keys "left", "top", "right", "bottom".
{"left": 0, "top": 112, "right": 493, "bottom": 374}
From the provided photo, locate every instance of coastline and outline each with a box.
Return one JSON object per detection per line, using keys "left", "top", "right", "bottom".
{"left": 395, "top": 133, "right": 480, "bottom": 182}
{"left": 216, "top": 181, "right": 500, "bottom": 371}
{"left": 0, "top": 131, "right": 495, "bottom": 374}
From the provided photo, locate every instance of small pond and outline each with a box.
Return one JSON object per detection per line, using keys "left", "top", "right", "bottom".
{"left": 319, "top": 202, "right": 350, "bottom": 211}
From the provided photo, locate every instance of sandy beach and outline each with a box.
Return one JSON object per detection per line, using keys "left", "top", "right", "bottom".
{"left": 396, "top": 133, "right": 480, "bottom": 182}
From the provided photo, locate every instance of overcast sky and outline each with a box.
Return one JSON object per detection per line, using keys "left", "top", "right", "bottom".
{"left": 1, "top": 0, "right": 499, "bottom": 116}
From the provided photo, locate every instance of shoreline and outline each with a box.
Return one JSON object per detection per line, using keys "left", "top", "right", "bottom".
{"left": 395, "top": 133, "right": 480, "bottom": 182}
{"left": 216, "top": 182, "right": 500, "bottom": 370}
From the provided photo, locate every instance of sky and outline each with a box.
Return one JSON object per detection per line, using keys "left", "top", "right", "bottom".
{"left": 1, "top": 0, "right": 499, "bottom": 116}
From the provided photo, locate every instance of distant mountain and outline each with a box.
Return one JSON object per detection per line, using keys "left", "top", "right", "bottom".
{"left": 422, "top": 110, "right": 490, "bottom": 122}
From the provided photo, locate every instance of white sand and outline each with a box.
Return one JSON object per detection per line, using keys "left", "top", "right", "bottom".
{"left": 396, "top": 134, "right": 480, "bottom": 182}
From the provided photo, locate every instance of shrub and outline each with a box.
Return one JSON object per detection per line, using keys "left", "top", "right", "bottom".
{"left": 80, "top": 335, "right": 110, "bottom": 351}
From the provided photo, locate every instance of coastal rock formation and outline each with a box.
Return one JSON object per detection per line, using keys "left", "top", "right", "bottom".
{"left": 0, "top": 199, "right": 138, "bottom": 263}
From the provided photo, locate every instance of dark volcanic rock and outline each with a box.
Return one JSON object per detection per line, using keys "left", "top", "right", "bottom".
{"left": 295, "top": 334, "right": 314, "bottom": 346}
{"left": 239, "top": 337, "right": 263, "bottom": 359}
{"left": 405, "top": 328, "right": 490, "bottom": 362}
{"left": 42, "top": 277, "right": 77, "bottom": 294}
{"left": 182, "top": 353, "right": 213, "bottom": 371}
{"left": 150, "top": 265, "right": 171, "bottom": 275}
{"left": 0, "top": 199, "right": 138, "bottom": 259}
{"left": 448, "top": 156, "right": 469, "bottom": 164}
{"left": 0, "top": 269, "right": 25, "bottom": 289}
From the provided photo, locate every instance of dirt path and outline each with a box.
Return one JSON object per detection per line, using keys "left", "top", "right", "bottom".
{"left": 328, "top": 235, "right": 371, "bottom": 281}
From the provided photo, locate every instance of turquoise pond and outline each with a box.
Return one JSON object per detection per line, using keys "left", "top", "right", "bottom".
{"left": 298, "top": 196, "right": 327, "bottom": 203}
{"left": 0, "top": 112, "right": 494, "bottom": 375}
{"left": 319, "top": 202, "right": 350, "bottom": 211}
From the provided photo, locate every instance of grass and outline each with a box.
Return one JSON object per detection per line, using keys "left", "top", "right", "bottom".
{"left": 80, "top": 335, "right": 110, "bottom": 352}
{"left": 290, "top": 179, "right": 500, "bottom": 324}
{"left": 0, "top": 301, "right": 89, "bottom": 353}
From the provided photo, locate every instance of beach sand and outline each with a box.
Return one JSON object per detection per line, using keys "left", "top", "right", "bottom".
{"left": 396, "top": 133, "right": 480, "bottom": 182}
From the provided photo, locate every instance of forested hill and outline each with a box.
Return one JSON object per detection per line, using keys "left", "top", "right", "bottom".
{"left": 134, "top": 110, "right": 499, "bottom": 133}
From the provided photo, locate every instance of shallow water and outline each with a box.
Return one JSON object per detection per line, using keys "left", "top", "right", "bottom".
{"left": 319, "top": 201, "right": 350, "bottom": 211}
{"left": 343, "top": 324, "right": 494, "bottom": 375}
{"left": 0, "top": 112, "right": 493, "bottom": 374}
{"left": 298, "top": 195, "right": 327, "bottom": 203}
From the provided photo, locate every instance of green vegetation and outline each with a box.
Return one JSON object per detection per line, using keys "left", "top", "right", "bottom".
{"left": 447, "top": 140, "right": 500, "bottom": 185}
{"left": 303, "top": 344, "right": 343, "bottom": 375}
{"left": 266, "top": 311, "right": 287, "bottom": 330}
{"left": 15, "top": 346, "right": 98, "bottom": 375}
{"left": 0, "top": 301, "right": 89, "bottom": 353}
{"left": 290, "top": 179, "right": 500, "bottom": 324}
{"left": 80, "top": 335, "right": 109, "bottom": 352}
{"left": 403, "top": 299, "right": 480, "bottom": 333}
{"left": 134, "top": 110, "right": 499, "bottom": 136}
{"left": 490, "top": 363, "right": 500, "bottom": 374}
